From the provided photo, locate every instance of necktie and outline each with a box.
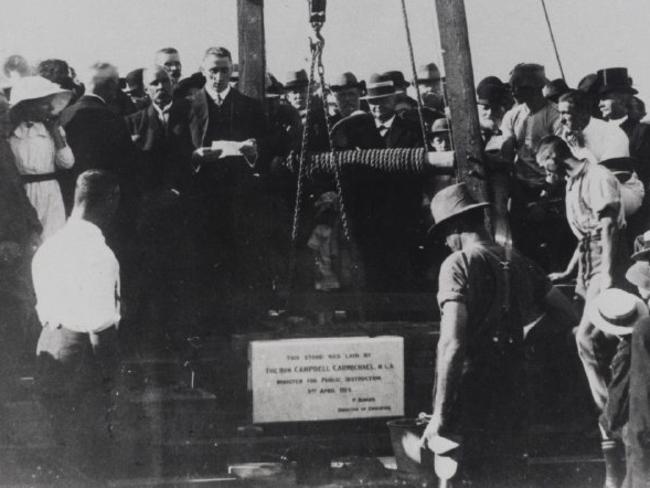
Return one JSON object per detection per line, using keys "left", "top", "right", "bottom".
{"left": 379, "top": 125, "right": 388, "bottom": 137}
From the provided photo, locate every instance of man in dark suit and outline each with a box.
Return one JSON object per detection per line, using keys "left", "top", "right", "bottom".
{"left": 60, "top": 62, "right": 136, "bottom": 216}
{"left": 124, "top": 66, "right": 193, "bottom": 349}
{"left": 357, "top": 73, "right": 426, "bottom": 293}
{"left": 186, "top": 46, "right": 272, "bottom": 333}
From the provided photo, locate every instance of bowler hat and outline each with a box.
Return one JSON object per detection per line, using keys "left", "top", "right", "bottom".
{"left": 383, "top": 70, "right": 410, "bottom": 90}
{"left": 362, "top": 73, "right": 396, "bottom": 101}
{"left": 588, "top": 288, "right": 648, "bottom": 336}
{"left": 330, "top": 72, "right": 364, "bottom": 92}
{"left": 476, "top": 76, "right": 508, "bottom": 106}
{"left": 597, "top": 67, "right": 638, "bottom": 96}
{"left": 428, "top": 183, "right": 490, "bottom": 235}
{"left": 631, "top": 231, "right": 650, "bottom": 261}
{"left": 431, "top": 117, "right": 450, "bottom": 135}
{"left": 417, "top": 62, "right": 441, "bottom": 83}
{"left": 543, "top": 78, "right": 570, "bottom": 103}
{"left": 10, "top": 75, "right": 72, "bottom": 115}
{"left": 284, "top": 69, "right": 309, "bottom": 91}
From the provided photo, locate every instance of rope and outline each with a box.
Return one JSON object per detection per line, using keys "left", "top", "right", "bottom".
{"left": 540, "top": 0, "right": 566, "bottom": 81}
{"left": 289, "top": 40, "right": 318, "bottom": 245}
{"left": 285, "top": 147, "right": 437, "bottom": 176}
{"left": 313, "top": 29, "right": 353, "bottom": 243}
{"left": 399, "top": 0, "right": 429, "bottom": 152}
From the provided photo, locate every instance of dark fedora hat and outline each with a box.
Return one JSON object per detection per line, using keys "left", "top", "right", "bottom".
{"left": 543, "top": 78, "right": 570, "bottom": 103}
{"left": 362, "top": 73, "right": 396, "bottom": 100}
{"left": 417, "top": 62, "right": 441, "bottom": 83}
{"left": 428, "top": 182, "right": 490, "bottom": 235}
{"left": 330, "top": 72, "right": 364, "bottom": 92}
{"left": 284, "top": 69, "right": 309, "bottom": 90}
{"left": 383, "top": 70, "right": 410, "bottom": 90}
{"left": 597, "top": 67, "right": 638, "bottom": 95}
{"left": 124, "top": 68, "right": 144, "bottom": 94}
{"left": 632, "top": 231, "right": 650, "bottom": 261}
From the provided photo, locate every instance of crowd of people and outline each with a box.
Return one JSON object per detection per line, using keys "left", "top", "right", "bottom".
{"left": 1, "top": 45, "right": 650, "bottom": 485}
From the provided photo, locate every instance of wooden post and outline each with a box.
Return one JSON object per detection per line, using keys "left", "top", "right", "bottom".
{"left": 434, "top": 0, "right": 488, "bottom": 202}
{"left": 237, "top": 0, "right": 266, "bottom": 100}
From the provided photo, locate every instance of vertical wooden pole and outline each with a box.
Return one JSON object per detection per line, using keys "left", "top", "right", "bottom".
{"left": 434, "top": 0, "right": 488, "bottom": 201}
{"left": 237, "top": 0, "right": 266, "bottom": 100}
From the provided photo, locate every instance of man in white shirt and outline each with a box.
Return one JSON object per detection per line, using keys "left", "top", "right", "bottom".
{"left": 33, "top": 169, "right": 121, "bottom": 476}
{"left": 558, "top": 89, "right": 644, "bottom": 217}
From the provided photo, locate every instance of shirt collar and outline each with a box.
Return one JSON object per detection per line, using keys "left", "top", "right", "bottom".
{"left": 376, "top": 115, "right": 396, "bottom": 130}
{"left": 13, "top": 121, "right": 48, "bottom": 138}
{"left": 66, "top": 217, "right": 106, "bottom": 242}
{"left": 152, "top": 101, "right": 173, "bottom": 118}
{"left": 609, "top": 115, "right": 629, "bottom": 126}
{"left": 205, "top": 84, "right": 231, "bottom": 104}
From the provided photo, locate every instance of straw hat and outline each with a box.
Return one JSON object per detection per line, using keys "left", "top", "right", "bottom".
{"left": 10, "top": 75, "right": 72, "bottom": 114}
{"left": 587, "top": 288, "right": 648, "bottom": 336}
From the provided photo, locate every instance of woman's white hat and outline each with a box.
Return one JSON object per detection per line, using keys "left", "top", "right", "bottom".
{"left": 10, "top": 76, "right": 72, "bottom": 113}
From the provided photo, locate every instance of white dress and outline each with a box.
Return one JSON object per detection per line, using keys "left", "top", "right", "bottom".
{"left": 10, "top": 122, "right": 74, "bottom": 240}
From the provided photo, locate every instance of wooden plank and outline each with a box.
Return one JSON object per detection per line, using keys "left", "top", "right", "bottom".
{"left": 434, "top": 0, "right": 489, "bottom": 204}
{"left": 236, "top": 0, "right": 266, "bottom": 100}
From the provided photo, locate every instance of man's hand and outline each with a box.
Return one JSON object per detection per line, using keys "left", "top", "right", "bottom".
{"left": 193, "top": 147, "right": 223, "bottom": 163}
{"left": 239, "top": 139, "right": 258, "bottom": 166}
{"left": 548, "top": 270, "right": 570, "bottom": 283}
{"left": 420, "top": 412, "right": 443, "bottom": 448}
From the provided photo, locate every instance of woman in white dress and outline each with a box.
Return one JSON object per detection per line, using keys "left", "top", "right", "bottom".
{"left": 9, "top": 76, "right": 73, "bottom": 240}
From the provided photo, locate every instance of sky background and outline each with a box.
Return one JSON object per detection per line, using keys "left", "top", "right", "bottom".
{"left": 0, "top": 0, "right": 648, "bottom": 99}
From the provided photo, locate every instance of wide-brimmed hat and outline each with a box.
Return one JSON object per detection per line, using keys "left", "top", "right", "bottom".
{"left": 631, "top": 231, "right": 650, "bottom": 261}
{"left": 417, "top": 62, "right": 441, "bottom": 83}
{"left": 330, "top": 72, "right": 364, "bottom": 92}
{"left": 597, "top": 67, "right": 638, "bottom": 96}
{"left": 362, "top": 73, "right": 396, "bottom": 101}
{"left": 588, "top": 288, "right": 648, "bottom": 336}
{"left": 428, "top": 182, "right": 490, "bottom": 235}
{"left": 284, "top": 69, "right": 309, "bottom": 91}
{"left": 626, "top": 261, "right": 650, "bottom": 290}
{"left": 383, "top": 70, "right": 410, "bottom": 90}
{"left": 10, "top": 75, "right": 72, "bottom": 114}
{"left": 543, "top": 78, "right": 570, "bottom": 103}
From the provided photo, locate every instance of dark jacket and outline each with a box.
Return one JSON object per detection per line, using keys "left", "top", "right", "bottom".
{"left": 60, "top": 95, "right": 137, "bottom": 211}
{"left": 188, "top": 88, "right": 266, "bottom": 153}
{"left": 621, "top": 118, "right": 650, "bottom": 185}
{"left": 383, "top": 113, "right": 425, "bottom": 148}
{"left": 125, "top": 99, "right": 194, "bottom": 194}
